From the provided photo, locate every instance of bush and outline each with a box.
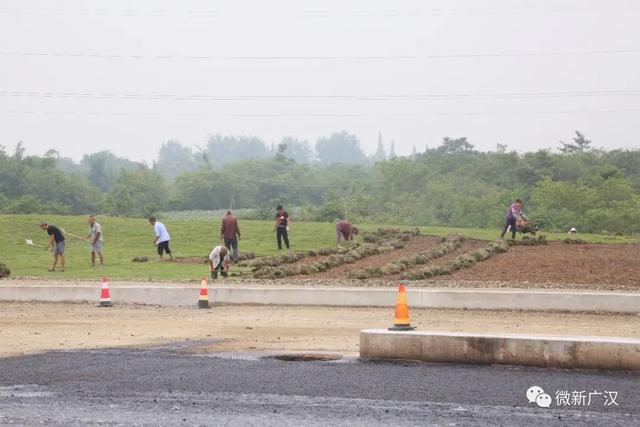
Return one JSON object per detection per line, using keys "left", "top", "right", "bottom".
{"left": 0, "top": 262, "right": 10, "bottom": 278}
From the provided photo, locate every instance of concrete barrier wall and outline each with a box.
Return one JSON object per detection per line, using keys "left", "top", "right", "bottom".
{"left": 360, "top": 329, "right": 640, "bottom": 371}
{"left": 409, "top": 289, "right": 640, "bottom": 313}
{"left": 0, "top": 283, "right": 639, "bottom": 314}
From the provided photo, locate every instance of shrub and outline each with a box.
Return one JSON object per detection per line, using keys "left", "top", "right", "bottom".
{"left": 0, "top": 262, "right": 10, "bottom": 278}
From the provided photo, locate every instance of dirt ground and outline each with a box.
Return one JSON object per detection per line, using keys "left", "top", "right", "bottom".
{"left": 1, "top": 302, "right": 638, "bottom": 358}
{"left": 448, "top": 242, "right": 640, "bottom": 287}
{"left": 291, "top": 236, "right": 443, "bottom": 279}
{"left": 286, "top": 236, "right": 485, "bottom": 279}
{"left": 280, "top": 239, "right": 640, "bottom": 289}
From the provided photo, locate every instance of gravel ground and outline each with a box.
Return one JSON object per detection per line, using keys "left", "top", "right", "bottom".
{"left": 1, "top": 302, "right": 639, "bottom": 358}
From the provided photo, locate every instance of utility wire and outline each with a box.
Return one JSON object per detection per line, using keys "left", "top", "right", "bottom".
{"left": 1, "top": 49, "right": 640, "bottom": 60}
{"left": 1, "top": 89, "right": 639, "bottom": 102}
{"left": 4, "top": 108, "right": 640, "bottom": 117}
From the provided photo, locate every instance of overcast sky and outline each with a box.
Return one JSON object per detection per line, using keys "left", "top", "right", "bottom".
{"left": 1, "top": 0, "right": 639, "bottom": 162}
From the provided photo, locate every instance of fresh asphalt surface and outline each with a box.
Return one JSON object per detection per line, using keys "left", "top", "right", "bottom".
{"left": 0, "top": 344, "right": 639, "bottom": 426}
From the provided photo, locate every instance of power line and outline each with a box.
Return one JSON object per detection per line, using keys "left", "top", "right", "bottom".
{"left": 0, "top": 3, "right": 638, "bottom": 17}
{"left": 1, "top": 89, "right": 639, "bottom": 102}
{"left": 1, "top": 48, "right": 640, "bottom": 61}
{"left": 4, "top": 108, "right": 640, "bottom": 117}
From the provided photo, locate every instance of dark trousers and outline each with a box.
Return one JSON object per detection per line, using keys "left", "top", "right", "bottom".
{"left": 211, "top": 261, "right": 228, "bottom": 279}
{"left": 157, "top": 240, "right": 171, "bottom": 255}
{"left": 224, "top": 238, "right": 238, "bottom": 261}
{"left": 276, "top": 227, "right": 290, "bottom": 250}
{"left": 501, "top": 217, "right": 517, "bottom": 239}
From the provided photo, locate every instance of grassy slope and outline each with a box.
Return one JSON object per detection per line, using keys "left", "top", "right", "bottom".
{"left": 0, "top": 214, "right": 636, "bottom": 280}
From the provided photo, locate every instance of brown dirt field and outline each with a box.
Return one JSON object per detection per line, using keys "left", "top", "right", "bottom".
{"left": 394, "top": 239, "right": 486, "bottom": 277}
{"left": 173, "top": 256, "right": 207, "bottom": 265}
{"left": 289, "top": 236, "right": 442, "bottom": 279}
{"left": 295, "top": 238, "right": 486, "bottom": 279}
{"left": 449, "top": 242, "right": 640, "bottom": 287}
{"left": 1, "top": 302, "right": 638, "bottom": 358}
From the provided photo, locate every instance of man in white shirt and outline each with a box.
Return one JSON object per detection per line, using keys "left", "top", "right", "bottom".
{"left": 149, "top": 217, "right": 173, "bottom": 261}
{"left": 86, "top": 215, "right": 104, "bottom": 267}
{"left": 208, "top": 245, "right": 230, "bottom": 279}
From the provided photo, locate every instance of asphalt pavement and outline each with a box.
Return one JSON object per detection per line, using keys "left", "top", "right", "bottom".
{"left": 0, "top": 345, "right": 639, "bottom": 426}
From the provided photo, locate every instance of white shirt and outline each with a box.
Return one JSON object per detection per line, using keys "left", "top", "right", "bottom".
{"left": 209, "top": 246, "right": 230, "bottom": 266}
{"left": 154, "top": 222, "right": 171, "bottom": 243}
{"left": 89, "top": 222, "right": 104, "bottom": 242}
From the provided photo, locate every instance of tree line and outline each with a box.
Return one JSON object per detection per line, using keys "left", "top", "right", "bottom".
{"left": 1, "top": 131, "right": 640, "bottom": 234}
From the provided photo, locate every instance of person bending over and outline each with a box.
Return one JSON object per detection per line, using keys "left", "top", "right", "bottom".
{"left": 208, "top": 245, "right": 230, "bottom": 279}
{"left": 149, "top": 217, "right": 173, "bottom": 261}
{"left": 40, "top": 222, "right": 65, "bottom": 272}
{"left": 336, "top": 220, "right": 359, "bottom": 245}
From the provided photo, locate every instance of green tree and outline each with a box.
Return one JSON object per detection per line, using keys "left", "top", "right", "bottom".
{"left": 559, "top": 131, "right": 592, "bottom": 154}
{"left": 106, "top": 169, "right": 168, "bottom": 217}
{"left": 315, "top": 131, "right": 367, "bottom": 165}
{"left": 156, "top": 140, "right": 196, "bottom": 181}
{"left": 370, "top": 132, "right": 387, "bottom": 163}
{"left": 279, "top": 137, "right": 314, "bottom": 163}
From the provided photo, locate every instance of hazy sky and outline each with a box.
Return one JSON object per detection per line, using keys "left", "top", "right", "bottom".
{"left": 1, "top": 0, "right": 639, "bottom": 162}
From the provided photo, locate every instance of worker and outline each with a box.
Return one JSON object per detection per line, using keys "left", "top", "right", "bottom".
{"left": 220, "top": 211, "right": 240, "bottom": 262}
{"left": 274, "top": 204, "right": 290, "bottom": 252}
{"left": 500, "top": 198, "right": 526, "bottom": 239}
{"left": 86, "top": 215, "right": 104, "bottom": 267}
{"left": 39, "top": 222, "right": 65, "bottom": 272}
{"left": 149, "top": 217, "right": 173, "bottom": 261}
{"left": 208, "top": 245, "right": 230, "bottom": 279}
{"left": 336, "top": 220, "right": 359, "bottom": 245}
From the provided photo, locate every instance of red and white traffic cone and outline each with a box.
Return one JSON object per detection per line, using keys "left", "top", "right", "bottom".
{"left": 98, "top": 276, "right": 113, "bottom": 307}
{"left": 198, "top": 277, "right": 210, "bottom": 309}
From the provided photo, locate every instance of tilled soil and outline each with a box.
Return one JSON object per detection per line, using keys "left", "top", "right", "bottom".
{"left": 289, "top": 236, "right": 443, "bottom": 279}
{"left": 449, "top": 242, "right": 640, "bottom": 287}
{"left": 397, "top": 239, "right": 486, "bottom": 277}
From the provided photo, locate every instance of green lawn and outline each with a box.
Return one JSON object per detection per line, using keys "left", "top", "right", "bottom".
{"left": 0, "top": 214, "right": 636, "bottom": 280}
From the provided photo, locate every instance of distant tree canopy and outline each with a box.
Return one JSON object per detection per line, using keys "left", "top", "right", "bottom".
{"left": 156, "top": 140, "right": 197, "bottom": 181}
{"left": 200, "top": 134, "right": 271, "bottom": 169}
{"left": 279, "top": 137, "right": 314, "bottom": 164}
{"left": 315, "top": 131, "right": 368, "bottom": 165}
{"left": 2, "top": 132, "right": 640, "bottom": 234}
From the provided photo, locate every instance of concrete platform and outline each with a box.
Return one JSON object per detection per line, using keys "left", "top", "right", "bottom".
{"left": 1, "top": 280, "right": 640, "bottom": 313}
{"left": 359, "top": 329, "right": 640, "bottom": 370}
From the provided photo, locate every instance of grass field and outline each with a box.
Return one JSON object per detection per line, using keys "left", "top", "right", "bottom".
{"left": 0, "top": 214, "right": 637, "bottom": 280}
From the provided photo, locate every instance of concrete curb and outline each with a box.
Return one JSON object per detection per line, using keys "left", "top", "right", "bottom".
{"left": 359, "top": 329, "right": 640, "bottom": 371}
{"left": 1, "top": 282, "right": 640, "bottom": 313}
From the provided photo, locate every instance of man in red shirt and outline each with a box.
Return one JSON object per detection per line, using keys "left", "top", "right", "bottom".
{"left": 220, "top": 211, "right": 241, "bottom": 261}
{"left": 336, "top": 220, "right": 359, "bottom": 245}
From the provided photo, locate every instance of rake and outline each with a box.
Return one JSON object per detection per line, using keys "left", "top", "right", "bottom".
{"left": 60, "top": 228, "right": 86, "bottom": 241}
{"left": 25, "top": 239, "right": 47, "bottom": 249}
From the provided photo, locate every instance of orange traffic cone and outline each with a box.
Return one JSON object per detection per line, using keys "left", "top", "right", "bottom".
{"left": 389, "top": 284, "right": 415, "bottom": 331}
{"left": 198, "top": 277, "right": 210, "bottom": 309}
{"left": 98, "top": 276, "right": 113, "bottom": 307}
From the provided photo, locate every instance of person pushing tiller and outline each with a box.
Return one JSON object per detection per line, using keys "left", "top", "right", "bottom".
{"left": 500, "top": 198, "right": 527, "bottom": 240}
{"left": 274, "top": 204, "right": 291, "bottom": 252}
